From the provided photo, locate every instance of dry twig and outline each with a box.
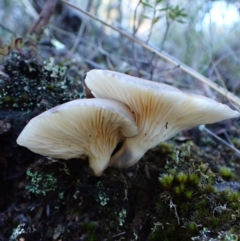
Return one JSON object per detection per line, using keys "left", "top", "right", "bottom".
{"left": 199, "top": 125, "right": 240, "bottom": 156}
{"left": 29, "top": 0, "right": 58, "bottom": 35}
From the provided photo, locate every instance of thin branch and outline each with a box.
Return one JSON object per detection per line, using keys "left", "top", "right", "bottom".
{"left": 133, "top": 0, "right": 143, "bottom": 36}
{"left": 132, "top": 0, "right": 145, "bottom": 76}
{"left": 70, "top": 19, "right": 87, "bottom": 53}
{"left": 60, "top": 0, "right": 240, "bottom": 109}
{"left": 199, "top": 125, "right": 240, "bottom": 156}
{"left": 29, "top": 0, "right": 58, "bottom": 35}
{"left": 145, "top": 1, "right": 157, "bottom": 44}
{"left": 0, "top": 23, "right": 15, "bottom": 34}
{"left": 160, "top": 2, "right": 170, "bottom": 50}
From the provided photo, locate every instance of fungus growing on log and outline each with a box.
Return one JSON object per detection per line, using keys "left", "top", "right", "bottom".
{"left": 17, "top": 98, "right": 138, "bottom": 175}
{"left": 85, "top": 69, "right": 240, "bottom": 168}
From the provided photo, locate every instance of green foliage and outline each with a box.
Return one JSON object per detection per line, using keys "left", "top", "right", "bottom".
{"left": 167, "top": 5, "right": 187, "bottom": 23}
{"left": 140, "top": 0, "right": 187, "bottom": 26}
{"left": 140, "top": 1, "right": 154, "bottom": 8}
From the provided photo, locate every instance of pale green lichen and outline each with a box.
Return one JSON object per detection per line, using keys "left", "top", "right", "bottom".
{"left": 118, "top": 208, "right": 127, "bottom": 226}
{"left": 26, "top": 168, "right": 57, "bottom": 196}
{"left": 0, "top": 52, "right": 84, "bottom": 110}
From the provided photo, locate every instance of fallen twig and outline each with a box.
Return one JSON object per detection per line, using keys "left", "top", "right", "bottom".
{"left": 199, "top": 125, "right": 240, "bottom": 156}
{"left": 29, "top": 0, "right": 58, "bottom": 35}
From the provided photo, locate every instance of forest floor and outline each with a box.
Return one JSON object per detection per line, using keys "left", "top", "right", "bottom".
{"left": 0, "top": 41, "right": 240, "bottom": 241}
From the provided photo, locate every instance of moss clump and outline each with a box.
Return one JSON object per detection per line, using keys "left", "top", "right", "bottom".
{"left": 219, "top": 167, "right": 235, "bottom": 181}
{"left": 159, "top": 142, "right": 174, "bottom": 154}
{"left": 0, "top": 51, "right": 83, "bottom": 111}
{"left": 151, "top": 141, "right": 240, "bottom": 240}
{"left": 159, "top": 174, "right": 174, "bottom": 188}
{"left": 176, "top": 172, "right": 188, "bottom": 183}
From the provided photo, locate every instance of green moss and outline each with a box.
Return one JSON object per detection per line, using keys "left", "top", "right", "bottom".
{"left": 232, "top": 138, "right": 240, "bottom": 149}
{"left": 219, "top": 167, "right": 235, "bottom": 181}
{"left": 227, "top": 191, "right": 240, "bottom": 203}
{"left": 203, "top": 184, "right": 216, "bottom": 194}
{"left": 174, "top": 184, "right": 185, "bottom": 195}
{"left": 187, "top": 221, "right": 198, "bottom": 233}
{"left": 176, "top": 172, "right": 188, "bottom": 184}
{"left": 188, "top": 173, "right": 200, "bottom": 186}
{"left": 185, "top": 190, "right": 193, "bottom": 199}
{"left": 159, "top": 174, "right": 174, "bottom": 188}
{"left": 81, "top": 221, "right": 98, "bottom": 240}
{"left": 159, "top": 142, "right": 174, "bottom": 154}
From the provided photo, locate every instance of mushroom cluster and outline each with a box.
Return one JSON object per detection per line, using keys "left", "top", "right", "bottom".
{"left": 17, "top": 69, "right": 239, "bottom": 175}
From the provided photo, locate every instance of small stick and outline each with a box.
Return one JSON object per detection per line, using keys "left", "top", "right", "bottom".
{"left": 199, "top": 125, "right": 240, "bottom": 156}
{"left": 29, "top": 0, "right": 58, "bottom": 35}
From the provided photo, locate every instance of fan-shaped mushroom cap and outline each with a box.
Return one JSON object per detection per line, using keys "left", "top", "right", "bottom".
{"left": 17, "top": 98, "right": 139, "bottom": 175}
{"left": 85, "top": 69, "right": 240, "bottom": 168}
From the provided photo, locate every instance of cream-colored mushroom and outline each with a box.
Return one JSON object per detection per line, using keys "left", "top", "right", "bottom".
{"left": 17, "top": 98, "right": 138, "bottom": 175}
{"left": 85, "top": 69, "right": 240, "bottom": 168}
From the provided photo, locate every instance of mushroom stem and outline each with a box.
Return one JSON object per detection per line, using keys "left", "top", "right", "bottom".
{"left": 110, "top": 139, "right": 145, "bottom": 168}
{"left": 89, "top": 156, "right": 110, "bottom": 176}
